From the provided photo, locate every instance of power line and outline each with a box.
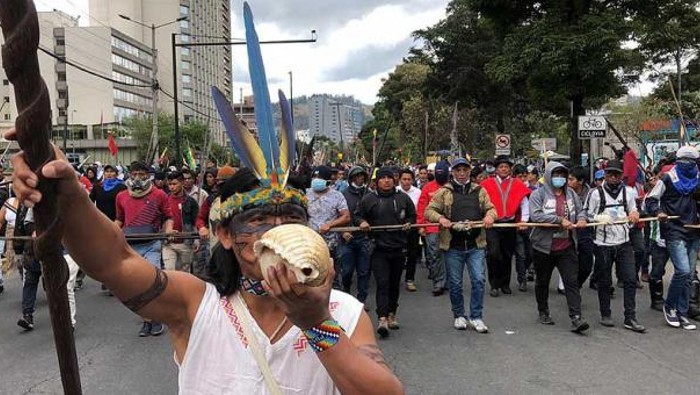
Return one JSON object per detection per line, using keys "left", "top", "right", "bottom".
{"left": 39, "top": 46, "right": 152, "bottom": 88}
{"left": 159, "top": 88, "right": 219, "bottom": 121}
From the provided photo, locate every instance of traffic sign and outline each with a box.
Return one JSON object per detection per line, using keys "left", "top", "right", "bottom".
{"left": 578, "top": 116, "right": 607, "bottom": 139}
{"left": 495, "top": 134, "right": 511, "bottom": 155}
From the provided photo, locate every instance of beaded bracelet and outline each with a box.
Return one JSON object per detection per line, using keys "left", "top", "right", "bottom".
{"left": 302, "top": 319, "right": 344, "bottom": 353}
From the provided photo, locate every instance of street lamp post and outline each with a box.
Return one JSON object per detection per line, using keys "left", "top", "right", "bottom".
{"left": 118, "top": 14, "right": 187, "bottom": 165}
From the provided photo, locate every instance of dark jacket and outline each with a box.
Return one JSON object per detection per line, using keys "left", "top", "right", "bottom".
{"left": 645, "top": 168, "right": 700, "bottom": 241}
{"left": 355, "top": 188, "right": 416, "bottom": 251}
{"left": 342, "top": 183, "right": 369, "bottom": 237}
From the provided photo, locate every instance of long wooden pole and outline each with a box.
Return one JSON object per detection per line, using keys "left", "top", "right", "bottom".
{"left": 330, "top": 216, "right": 678, "bottom": 233}
{"left": 0, "top": 1, "right": 82, "bottom": 393}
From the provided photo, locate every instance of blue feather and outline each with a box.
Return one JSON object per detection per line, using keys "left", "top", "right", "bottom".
{"left": 243, "top": 2, "right": 279, "bottom": 173}
{"left": 278, "top": 89, "right": 295, "bottom": 177}
{"left": 211, "top": 86, "right": 266, "bottom": 178}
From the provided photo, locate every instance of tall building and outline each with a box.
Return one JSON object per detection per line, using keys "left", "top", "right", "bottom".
{"left": 0, "top": 10, "right": 147, "bottom": 164}
{"left": 309, "top": 94, "right": 364, "bottom": 145}
{"left": 89, "top": 0, "right": 232, "bottom": 144}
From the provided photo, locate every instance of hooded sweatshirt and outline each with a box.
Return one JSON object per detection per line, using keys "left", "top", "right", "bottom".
{"left": 529, "top": 161, "right": 586, "bottom": 254}
{"left": 355, "top": 188, "right": 416, "bottom": 251}
{"left": 644, "top": 166, "right": 700, "bottom": 241}
{"left": 342, "top": 182, "right": 369, "bottom": 237}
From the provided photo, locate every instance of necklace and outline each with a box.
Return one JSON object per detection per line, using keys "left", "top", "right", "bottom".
{"left": 237, "top": 293, "right": 288, "bottom": 342}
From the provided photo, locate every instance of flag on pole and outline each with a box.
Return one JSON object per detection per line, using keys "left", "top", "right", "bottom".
{"left": 185, "top": 142, "right": 197, "bottom": 170}
{"left": 107, "top": 133, "right": 118, "bottom": 157}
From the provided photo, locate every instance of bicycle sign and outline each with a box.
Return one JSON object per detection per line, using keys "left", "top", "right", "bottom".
{"left": 578, "top": 116, "right": 607, "bottom": 139}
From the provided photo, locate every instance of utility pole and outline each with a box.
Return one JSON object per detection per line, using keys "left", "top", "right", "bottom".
{"left": 119, "top": 14, "right": 186, "bottom": 165}
{"left": 151, "top": 23, "right": 158, "bottom": 164}
{"left": 171, "top": 32, "right": 317, "bottom": 166}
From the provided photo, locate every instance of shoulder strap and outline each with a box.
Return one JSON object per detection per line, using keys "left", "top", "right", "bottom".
{"left": 597, "top": 186, "right": 606, "bottom": 214}
{"left": 232, "top": 294, "right": 283, "bottom": 395}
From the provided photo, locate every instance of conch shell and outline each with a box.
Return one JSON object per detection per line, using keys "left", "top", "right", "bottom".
{"left": 253, "top": 224, "right": 331, "bottom": 287}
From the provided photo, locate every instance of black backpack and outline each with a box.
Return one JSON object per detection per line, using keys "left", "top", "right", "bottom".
{"left": 13, "top": 206, "right": 35, "bottom": 255}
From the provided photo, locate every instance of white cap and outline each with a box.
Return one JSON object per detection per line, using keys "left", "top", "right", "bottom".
{"left": 427, "top": 163, "right": 436, "bottom": 171}
{"left": 677, "top": 146, "right": 699, "bottom": 160}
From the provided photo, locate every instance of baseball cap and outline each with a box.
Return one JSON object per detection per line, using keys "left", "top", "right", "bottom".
{"left": 594, "top": 170, "right": 605, "bottom": 180}
{"left": 312, "top": 165, "right": 333, "bottom": 181}
{"left": 677, "top": 145, "right": 699, "bottom": 160}
{"left": 605, "top": 160, "right": 623, "bottom": 173}
{"left": 451, "top": 158, "right": 470, "bottom": 169}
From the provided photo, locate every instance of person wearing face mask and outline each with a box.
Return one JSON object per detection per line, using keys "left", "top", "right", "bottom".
{"left": 417, "top": 160, "right": 451, "bottom": 295}
{"left": 357, "top": 167, "right": 416, "bottom": 337}
{"left": 115, "top": 161, "right": 174, "bottom": 337}
{"left": 425, "top": 158, "right": 496, "bottom": 333}
{"left": 529, "top": 162, "right": 590, "bottom": 333}
{"left": 584, "top": 160, "right": 645, "bottom": 333}
{"left": 306, "top": 165, "right": 351, "bottom": 289}
{"left": 480, "top": 156, "right": 531, "bottom": 297}
{"left": 645, "top": 146, "right": 700, "bottom": 330}
{"left": 341, "top": 166, "right": 372, "bottom": 307}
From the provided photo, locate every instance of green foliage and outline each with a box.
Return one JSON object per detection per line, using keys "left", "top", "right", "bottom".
{"left": 124, "top": 114, "right": 221, "bottom": 165}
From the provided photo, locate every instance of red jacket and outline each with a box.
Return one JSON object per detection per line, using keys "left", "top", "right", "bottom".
{"left": 417, "top": 180, "right": 444, "bottom": 234}
{"left": 481, "top": 177, "right": 530, "bottom": 221}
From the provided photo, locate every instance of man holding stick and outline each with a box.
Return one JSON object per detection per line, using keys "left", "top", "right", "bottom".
{"left": 584, "top": 160, "right": 646, "bottom": 333}
{"left": 424, "top": 158, "right": 496, "bottom": 333}
{"left": 480, "top": 155, "right": 531, "bottom": 296}
{"left": 645, "top": 146, "right": 699, "bottom": 330}
{"left": 529, "top": 161, "right": 590, "bottom": 333}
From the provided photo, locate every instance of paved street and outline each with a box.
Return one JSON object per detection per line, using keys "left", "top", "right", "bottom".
{"left": 0, "top": 264, "right": 698, "bottom": 394}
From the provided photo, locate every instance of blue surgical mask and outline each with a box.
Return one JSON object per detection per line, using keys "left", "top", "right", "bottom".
{"left": 552, "top": 177, "right": 567, "bottom": 189}
{"left": 311, "top": 178, "right": 328, "bottom": 192}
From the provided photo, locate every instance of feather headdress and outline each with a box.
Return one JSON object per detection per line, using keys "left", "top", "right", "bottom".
{"left": 212, "top": 2, "right": 304, "bottom": 220}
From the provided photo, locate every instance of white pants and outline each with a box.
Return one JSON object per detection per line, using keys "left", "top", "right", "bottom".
{"left": 65, "top": 254, "right": 79, "bottom": 326}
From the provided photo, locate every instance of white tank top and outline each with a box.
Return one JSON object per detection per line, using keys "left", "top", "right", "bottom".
{"left": 4, "top": 198, "right": 17, "bottom": 227}
{"left": 177, "top": 283, "right": 363, "bottom": 394}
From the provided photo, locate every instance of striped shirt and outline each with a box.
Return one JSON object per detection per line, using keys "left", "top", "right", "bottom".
{"left": 116, "top": 188, "right": 172, "bottom": 233}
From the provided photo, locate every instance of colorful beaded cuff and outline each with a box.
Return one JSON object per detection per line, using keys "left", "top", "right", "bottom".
{"left": 302, "top": 319, "right": 344, "bottom": 353}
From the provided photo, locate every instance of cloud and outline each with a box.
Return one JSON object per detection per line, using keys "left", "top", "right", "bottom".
{"left": 323, "top": 38, "right": 414, "bottom": 81}
{"left": 231, "top": 2, "right": 446, "bottom": 103}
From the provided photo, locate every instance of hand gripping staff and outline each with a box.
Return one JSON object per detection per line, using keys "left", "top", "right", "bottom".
{"left": 0, "top": 1, "right": 82, "bottom": 393}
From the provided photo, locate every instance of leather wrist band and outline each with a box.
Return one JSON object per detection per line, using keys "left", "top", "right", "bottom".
{"left": 302, "top": 319, "right": 344, "bottom": 353}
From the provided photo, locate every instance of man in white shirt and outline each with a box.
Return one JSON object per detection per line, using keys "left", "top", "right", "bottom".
{"left": 398, "top": 169, "right": 422, "bottom": 291}
{"left": 584, "top": 160, "right": 645, "bottom": 333}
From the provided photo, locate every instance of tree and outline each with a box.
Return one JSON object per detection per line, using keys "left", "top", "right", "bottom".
{"left": 125, "top": 114, "right": 216, "bottom": 166}
{"left": 471, "top": 0, "right": 643, "bottom": 159}
{"left": 635, "top": 0, "right": 700, "bottom": 102}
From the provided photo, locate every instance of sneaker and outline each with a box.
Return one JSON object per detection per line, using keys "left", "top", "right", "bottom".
{"left": 469, "top": 318, "right": 489, "bottom": 333}
{"left": 526, "top": 270, "right": 535, "bottom": 282}
{"left": 139, "top": 322, "right": 152, "bottom": 337}
{"left": 624, "top": 319, "right": 646, "bottom": 333}
{"left": 432, "top": 288, "right": 444, "bottom": 296}
{"left": 570, "top": 316, "right": 589, "bottom": 333}
{"left": 518, "top": 282, "right": 527, "bottom": 292}
{"left": 150, "top": 322, "right": 165, "bottom": 336}
{"left": 454, "top": 317, "right": 468, "bottom": 330}
{"left": 377, "top": 318, "right": 389, "bottom": 338}
{"left": 489, "top": 288, "right": 500, "bottom": 297}
{"left": 17, "top": 315, "right": 34, "bottom": 331}
{"left": 387, "top": 313, "right": 400, "bottom": 330}
{"left": 539, "top": 312, "right": 555, "bottom": 325}
{"left": 600, "top": 316, "right": 614, "bottom": 327}
{"left": 680, "top": 316, "right": 697, "bottom": 330}
{"left": 501, "top": 286, "right": 512, "bottom": 295}
{"left": 405, "top": 281, "right": 417, "bottom": 292}
{"left": 663, "top": 305, "right": 681, "bottom": 328}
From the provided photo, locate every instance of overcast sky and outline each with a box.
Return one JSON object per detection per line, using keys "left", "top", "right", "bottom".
{"left": 39, "top": 0, "right": 449, "bottom": 105}
{"left": 39, "top": 0, "right": 654, "bottom": 105}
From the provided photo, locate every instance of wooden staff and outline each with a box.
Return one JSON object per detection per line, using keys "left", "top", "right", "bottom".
{"left": 0, "top": 1, "right": 82, "bottom": 393}
{"left": 330, "top": 216, "right": 677, "bottom": 232}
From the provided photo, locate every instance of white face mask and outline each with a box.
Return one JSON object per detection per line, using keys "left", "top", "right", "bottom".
{"left": 351, "top": 182, "right": 365, "bottom": 188}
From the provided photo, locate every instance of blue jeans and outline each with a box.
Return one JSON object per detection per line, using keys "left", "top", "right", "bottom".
{"left": 666, "top": 238, "right": 699, "bottom": 316}
{"left": 131, "top": 240, "right": 163, "bottom": 269}
{"left": 21, "top": 259, "right": 42, "bottom": 316}
{"left": 340, "top": 236, "right": 371, "bottom": 302}
{"left": 444, "top": 248, "right": 486, "bottom": 319}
